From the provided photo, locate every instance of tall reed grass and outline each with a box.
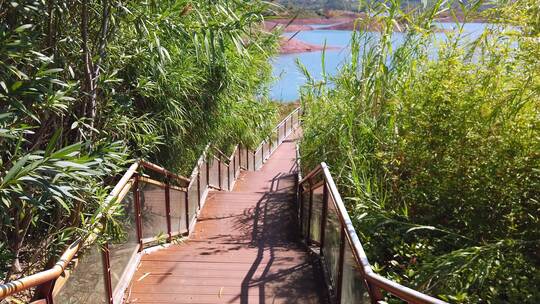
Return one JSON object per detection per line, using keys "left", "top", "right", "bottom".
{"left": 299, "top": 0, "right": 539, "bottom": 302}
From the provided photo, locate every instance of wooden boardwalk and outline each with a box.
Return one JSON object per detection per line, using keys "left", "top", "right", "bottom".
{"left": 126, "top": 131, "right": 326, "bottom": 304}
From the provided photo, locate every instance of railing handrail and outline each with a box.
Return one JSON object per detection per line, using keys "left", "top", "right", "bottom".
{"left": 212, "top": 146, "right": 231, "bottom": 162}
{"left": 0, "top": 158, "right": 187, "bottom": 300}
{"left": 139, "top": 160, "right": 190, "bottom": 183}
{"left": 0, "top": 240, "right": 81, "bottom": 300}
{"left": 254, "top": 107, "right": 301, "bottom": 153}
{"left": 299, "top": 162, "right": 447, "bottom": 304}
{"left": 276, "top": 107, "right": 300, "bottom": 130}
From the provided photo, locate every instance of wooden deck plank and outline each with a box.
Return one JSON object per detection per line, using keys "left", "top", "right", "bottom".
{"left": 126, "top": 131, "right": 326, "bottom": 304}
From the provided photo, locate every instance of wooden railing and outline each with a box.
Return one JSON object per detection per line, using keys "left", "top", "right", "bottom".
{"left": 297, "top": 161, "right": 448, "bottom": 304}
{"left": 0, "top": 108, "right": 301, "bottom": 304}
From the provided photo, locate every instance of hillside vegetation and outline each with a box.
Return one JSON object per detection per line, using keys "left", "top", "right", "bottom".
{"left": 0, "top": 0, "right": 279, "bottom": 284}
{"left": 299, "top": 0, "right": 539, "bottom": 302}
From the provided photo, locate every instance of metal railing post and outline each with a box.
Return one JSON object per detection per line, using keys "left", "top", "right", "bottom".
{"left": 165, "top": 175, "right": 172, "bottom": 242}
{"left": 306, "top": 180, "right": 313, "bottom": 245}
{"left": 227, "top": 165, "right": 230, "bottom": 190}
{"left": 31, "top": 276, "right": 56, "bottom": 303}
{"left": 298, "top": 185, "right": 304, "bottom": 234}
{"left": 133, "top": 174, "right": 143, "bottom": 250}
{"left": 185, "top": 190, "right": 190, "bottom": 234}
{"left": 197, "top": 171, "right": 201, "bottom": 208}
{"left": 206, "top": 157, "right": 210, "bottom": 187}
{"left": 102, "top": 243, "right": 114, "bottom": 304}
{"left": 246, "top": 147, "right": 249, "bottom": 170}
{"left": 320, "top": 182, "right": 329, "bottom": 252}
{"left": 233, "top": 149, "right": 236, "bottom": 177}
{"left": 337, "top": 225, "right": 346, "bottom": 303}
{"left": 218, "top": 159, "right": 222, "bottom": 189}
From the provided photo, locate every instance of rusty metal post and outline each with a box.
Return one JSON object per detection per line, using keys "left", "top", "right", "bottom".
{"left": 298, "top": 185, "right": 304, "bottom": 235}
{"left": 101, "top": 243, "right": 114, "bottom": 304}
{"left": 337, "top": 225, "right": 346, "bottom": 303}
{"left": 31, "top": 278, "right": 56, "bottom": 303}
{"left": 233, "top": 149, "right": 236, "bottom": 178}
{"left": 197, "top": 170, "right": 201, "bottom": 208}
{"left": 227, "top": 165, "right": 230, "bottom": 190}
{"left": 247, "top": 150, "right": 250, "bottom": 170}
{"left": 320, "top": 182, "right": 329, "bottom": 253}
{"left": 306, "top": 180, "right": 313, "bottom": 245}
{"left": 165, "top": 175, "right": 172, "bottom": 242}
{"left": 253, "top": 152, "right": 256, "bottom": 170}
{"left": 206, "top": 157, "right": 210, "bottom": 188}
{"left": 133, "top": 174, "right": 143, "bottom": 250}
{"left": 185, "top": 190, "right": 190, "bottom": 234}
{"left": 290, "top": 115, "right": 293, "bottom": 131}
{"left": 218, "top": 159, "right": 222, "bottom": 189}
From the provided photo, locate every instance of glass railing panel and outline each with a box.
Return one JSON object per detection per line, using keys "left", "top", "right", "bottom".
{"left": 220, "top": 162, "right": 227, "bottom": 190}
{"left": 247, "top": 149, "right": 253, "bottom": 170}
{"left": 235, "top": 149, "right": 241, "bottom": 178}
{"left": 249, "top": 151, "right": 255, "bottom": 171}
{"left": 139, "top": 182, "right": 167, "bottom": 241}
{"left": 310, "top": 185, "right": 324, "bottom": 244}
{"left": 322, "top": 191, "right": 342, "bottom": 290}
{"left": 228, "top": 162, "right": 235, "bottom": 190}
{"left": 268, "top": 138, "right": 275, "bottom": 155}
{"left": 239, "top": 147, "right": 246, "bottom": 169}
{"left": 262, "top": 142, "right": 269, "bottom": 161}
{"left": 54, "top": 245, "right": 108, "bottom": 304}
{"left": 341, "top": 241, "right": 371, "bottom": 303}
{"left": 169, "top": 187, "right": 187, "bottom": 235}
{"left": 109, "top": 191, "right": 139, "bottom": 296}
{"left": 301, "top": 189, "right": 310, "bottom": 237}
{"left": 209, "top": 157, "right": 219, "bottom": 187}
{"left": 289, "top": 116, "right": 294, "bottom": 132}
{"left": 199, "top": 164, "right": 208, "bottom": 197}
{"left": 187, "top": 178, "right": 199, "bottom": 226}
{"left": 255, "top": 149, "right": 263, "bottom": 170}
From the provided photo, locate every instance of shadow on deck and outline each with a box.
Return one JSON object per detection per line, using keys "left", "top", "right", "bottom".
{"left": 126, "top": 131, "right": 327, "bottom": 304}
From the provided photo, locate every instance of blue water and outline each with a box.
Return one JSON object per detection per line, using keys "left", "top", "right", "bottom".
{"left": 270, "top": 23, "right": 488, "bottom": 102}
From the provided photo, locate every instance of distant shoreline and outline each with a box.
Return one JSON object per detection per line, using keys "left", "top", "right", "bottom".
{"left": 266, "top": 11, "right": 486, "bottom": 32}
{"left": 267, "top": 12, "right": 486, "bottom": 54}
{"left": 279, "top": 37, "right": 340, "bottom": 54}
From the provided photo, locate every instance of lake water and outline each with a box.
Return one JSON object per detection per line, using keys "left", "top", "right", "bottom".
{"left": 270, "top": 23, "right": 488, "bottom": 102}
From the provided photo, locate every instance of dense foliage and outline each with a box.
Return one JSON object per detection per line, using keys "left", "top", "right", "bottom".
{"left": 299, "top": 0, "right": 539, "bottom": 302}
{"left": 0, "top": 0, "right": 279, "bottom": 283}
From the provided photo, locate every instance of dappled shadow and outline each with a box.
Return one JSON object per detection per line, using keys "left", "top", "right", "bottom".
{"left": 128, "top": 131, "right": 326, "bottom": 303}
{"left": 235, "top": 171, "right": 326, "bottom": 304}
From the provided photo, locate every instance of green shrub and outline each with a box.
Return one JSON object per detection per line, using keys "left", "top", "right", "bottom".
{"left": 0, "top": 0, "right": 279, "bottom": 282}
{"left": 299, "top": 0, "right": 539, "bottom": 302}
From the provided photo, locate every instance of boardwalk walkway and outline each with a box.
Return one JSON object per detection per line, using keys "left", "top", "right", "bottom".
{"left": 126, "top": 131, "right": 326, "bottom": 304}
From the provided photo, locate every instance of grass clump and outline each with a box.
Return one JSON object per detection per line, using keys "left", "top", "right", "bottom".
{"left": 299, "top": 0, "right": 539, "bottom": 302}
